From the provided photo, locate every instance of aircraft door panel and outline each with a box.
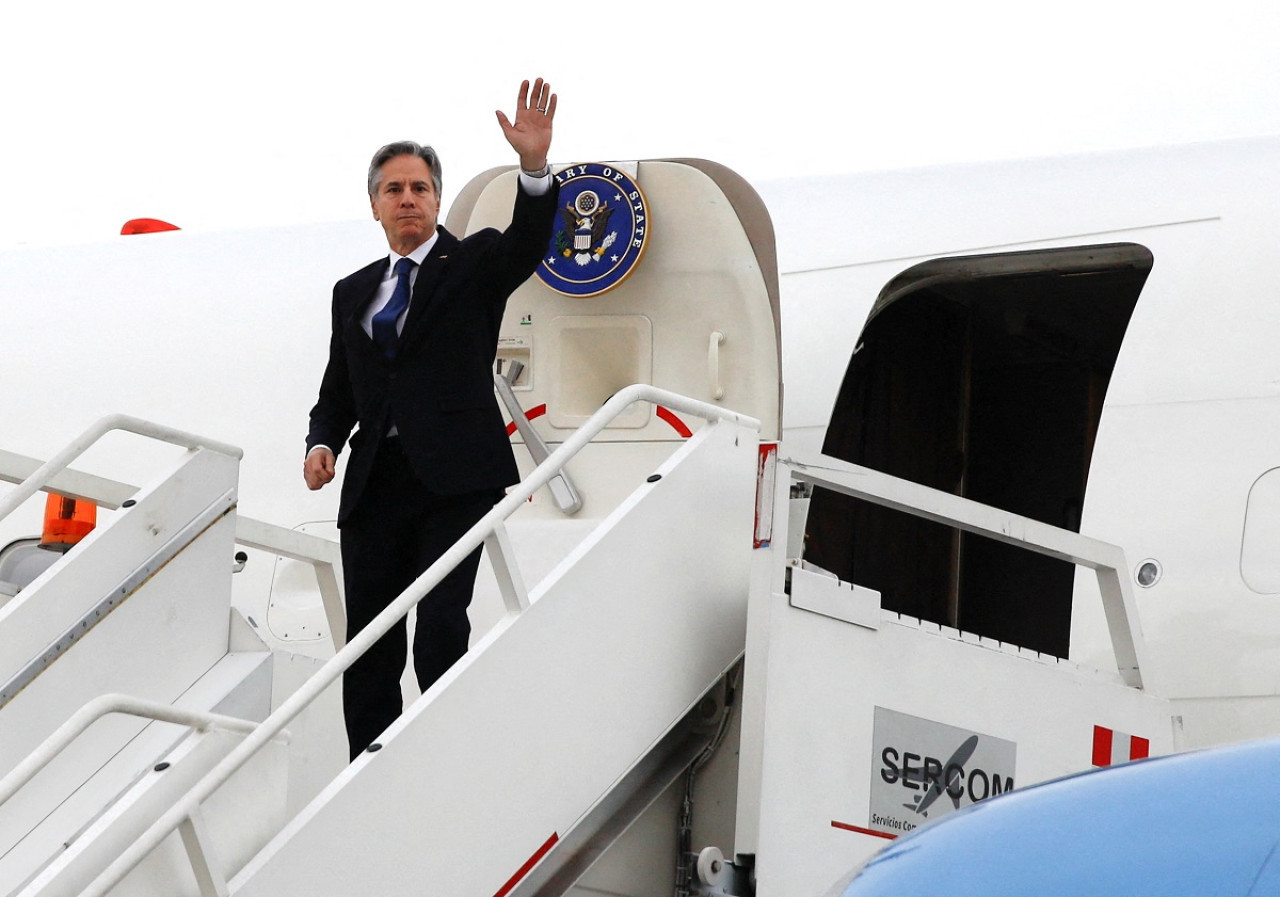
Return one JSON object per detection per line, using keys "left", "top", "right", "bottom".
{"left": 449, "top": 160, "right": 781, "bottom": 450}
{"left": 806, "top": 243, "right": 1152, "bottom": 658}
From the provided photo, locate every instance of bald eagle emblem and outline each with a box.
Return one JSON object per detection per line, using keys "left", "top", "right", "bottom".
{"left": 557, "top": 190, "right": 616, "bottom": 266}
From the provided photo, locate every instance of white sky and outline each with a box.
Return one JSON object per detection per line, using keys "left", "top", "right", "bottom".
{"left": 3, "top": 0, "right": 1279, "bottom": 249}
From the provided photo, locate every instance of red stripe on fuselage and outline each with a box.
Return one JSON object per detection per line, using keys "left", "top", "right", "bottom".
{"left": 506, "top": 404, "right": 548, "bottom": 437}
{"left": 656, "top": 405, "right": 692, "bottom": 437}
{"left": 507, "top": 404, "right": 692, "bottom": 438}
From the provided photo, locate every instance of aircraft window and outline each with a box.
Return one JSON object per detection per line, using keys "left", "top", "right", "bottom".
{"left": 804, "top": 243, "right": 1153, "bottom": 658}
{"left": 1241, "top": 468, "right": 1280, "bottom": 594}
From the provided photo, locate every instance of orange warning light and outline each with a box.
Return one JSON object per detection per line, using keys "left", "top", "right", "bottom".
{"left": 41, "top": 494, "right": 97, "bottom": 551}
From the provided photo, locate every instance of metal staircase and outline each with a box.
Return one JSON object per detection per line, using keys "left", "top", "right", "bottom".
{"left": 0, "top": 387, "right": 763, "bottom": 897}
{"left": 0, "top": 417, "right": 342, "bottom": 897}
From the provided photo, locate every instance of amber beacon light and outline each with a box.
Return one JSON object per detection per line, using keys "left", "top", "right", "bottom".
{"left": 41, "top": 494, "right": 97, "bottom": 551}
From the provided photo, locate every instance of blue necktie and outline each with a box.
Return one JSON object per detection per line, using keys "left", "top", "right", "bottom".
{"left": 372, "top": 257, "right": 415, "bottom": 359}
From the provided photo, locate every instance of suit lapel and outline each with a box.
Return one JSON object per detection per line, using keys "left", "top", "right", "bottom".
{"left": 400, "top": 227, "right": 459, "bottom": 349}
{"left": 340, "top": 260, "right": 388, "bottom": 361}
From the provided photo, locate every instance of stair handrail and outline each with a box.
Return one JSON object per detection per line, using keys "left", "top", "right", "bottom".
{"left": 0, "top": 414, "right": 242, "bottom": 526}
{"left": 0, "top": 693, "right": 264, "bottom": 807}
{"left": 0, "top": 432, "right": 345, "bottom": 650}
{"left": 783, "top": 452, "right": 1149, "bottom": 689}
{"left": 79, "top": 384, "right": 761, "bottom": 897}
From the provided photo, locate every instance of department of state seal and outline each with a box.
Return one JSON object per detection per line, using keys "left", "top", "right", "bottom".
{"left": 537, "top": 163, "right": 650, "bottom": 298}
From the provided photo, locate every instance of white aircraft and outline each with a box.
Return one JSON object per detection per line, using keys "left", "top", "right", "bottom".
{"left": 1, "top": 137, "right": 1278, "bottom": 896}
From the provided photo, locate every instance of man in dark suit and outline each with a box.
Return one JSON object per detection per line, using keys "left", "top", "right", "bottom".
{"left": 303, "top": 78, "right": 559, "bottom": 759}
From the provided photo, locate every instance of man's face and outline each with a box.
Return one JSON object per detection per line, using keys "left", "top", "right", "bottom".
{"left": 371, "top": 154, "right": 440, "bottom": 255}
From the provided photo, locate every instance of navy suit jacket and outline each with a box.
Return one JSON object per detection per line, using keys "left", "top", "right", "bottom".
{"left": 307, "top": 179, "right": 558, "bottom": 525}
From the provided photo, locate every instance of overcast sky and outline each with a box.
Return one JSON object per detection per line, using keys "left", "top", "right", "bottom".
{"left": 3, "top": 0, "right": 1278, "bottom": 249}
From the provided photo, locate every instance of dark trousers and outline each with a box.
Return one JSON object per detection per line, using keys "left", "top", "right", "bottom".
{"left": 339, "top": 436, "right": 500, "bottom": 760}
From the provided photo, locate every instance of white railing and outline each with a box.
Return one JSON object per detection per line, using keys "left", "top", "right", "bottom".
{"left": 0, "top": 417, "right": 346, "bottom": 650}
{"left": 0, "top": 416, "right": 332, "bottom": 897}
{"left": 231, "top": 518, "right": 345, "bottom": 649}
{"left": 783, "top": 453, "right": 1149, "bottom": 689}
{"left": 0, "top": 694, "right": 262, "bottom": 807}
{"left": 71, "top": 385, "right": 759, "bottom": 897}
{"left": 0, "top": 414, "right": 242, "bottom": 524}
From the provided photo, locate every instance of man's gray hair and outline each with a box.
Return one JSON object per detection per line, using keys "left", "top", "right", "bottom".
{"left": 367, "top": 141, "right": 442, "bottom": 199}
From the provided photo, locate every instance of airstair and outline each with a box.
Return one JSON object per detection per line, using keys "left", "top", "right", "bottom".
{"left": 0, "top": 417, "right": 347, "bottom": 897}
{"left": 0, "top": 385, "right": 763, "bottom": 897}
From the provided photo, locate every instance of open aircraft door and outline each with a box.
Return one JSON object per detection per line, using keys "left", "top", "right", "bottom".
{"left": 733, "top": 243, "right": 1175, "bottom": 897}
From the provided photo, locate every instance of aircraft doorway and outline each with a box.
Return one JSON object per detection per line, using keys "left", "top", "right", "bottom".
{"left": 803, "top": 243, "right": 1153, "bottom": 658}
